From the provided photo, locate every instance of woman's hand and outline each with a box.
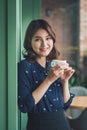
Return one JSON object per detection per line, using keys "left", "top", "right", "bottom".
{"left": 46, "top": 62, "right": 75, "bottom": 84}
{"left": 46, "top": 63, "right": 66, "bottom": 84}
{"left": 60, "top": 66, "right": 75, "bottom": 82}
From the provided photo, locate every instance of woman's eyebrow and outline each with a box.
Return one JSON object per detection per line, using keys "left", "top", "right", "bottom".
{"left": 34, "top": 34, "right": 51, "bottom": 38}
{"left": 33, "top": 36, "right": 41, "bottom": 38}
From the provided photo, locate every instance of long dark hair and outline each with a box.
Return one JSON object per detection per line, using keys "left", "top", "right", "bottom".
{"left": 23, "top": 19, "right": 60, "bottom": 62}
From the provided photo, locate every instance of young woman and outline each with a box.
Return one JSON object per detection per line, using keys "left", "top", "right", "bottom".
{"left": 18, "top": 19, "right": 75, "bottom": 130}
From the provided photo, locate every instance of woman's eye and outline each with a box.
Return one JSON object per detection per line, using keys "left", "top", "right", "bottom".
{"left": 46, "top": 37, "right": 52, "bottom": 40}
{"left": 35, "top": 39, "right": 41, "bottom": 42}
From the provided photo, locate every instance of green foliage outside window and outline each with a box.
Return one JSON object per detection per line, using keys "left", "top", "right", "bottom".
{"left": 69, "top": 65, "right": 87, "bottom": 88}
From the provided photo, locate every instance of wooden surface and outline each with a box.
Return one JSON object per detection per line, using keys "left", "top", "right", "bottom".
{"left": 70, "top": 96, "right": 87, "bottom": 109}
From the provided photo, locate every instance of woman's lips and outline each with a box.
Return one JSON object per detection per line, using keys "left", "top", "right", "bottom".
{"left": 40, "top": 48, "right": 48, "bottom": 52}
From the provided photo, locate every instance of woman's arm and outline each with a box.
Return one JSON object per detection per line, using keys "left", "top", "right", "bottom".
{"left": 32, "top": 66, "right": 64, "bottom": 104}
{"left": 32, "top": 78, "right": 51, "bottom": 104}
{"left": 62, "top": 80, "right": 70, "bottom": 103}
{"left": 61, "top": 67, "right": 75, "bottom": 103}
{"left": 33, "top": 63, "right": 75, "bottom": 105}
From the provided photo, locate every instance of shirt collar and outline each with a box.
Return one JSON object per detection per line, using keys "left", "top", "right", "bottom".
{"left": 34, "top": 61, "right": 50, "bottom": 73}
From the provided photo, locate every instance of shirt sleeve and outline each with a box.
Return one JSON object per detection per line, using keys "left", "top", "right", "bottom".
{"left": 18, "top": 61, "right": 36, "bottom": 113}
{"left": 63, "top": 93, "right": 75, "bottom": 110}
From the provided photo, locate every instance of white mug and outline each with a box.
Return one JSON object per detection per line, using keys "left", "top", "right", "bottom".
{"left": 51, "top": 60, "right": 66, "bottom": 67}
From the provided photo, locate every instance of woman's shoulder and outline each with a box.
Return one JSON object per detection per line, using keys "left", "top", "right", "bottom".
{"left": 19, "top": 59, "right": 31, "bottom": 64}
{"left": 18, "top": 59, "right": 33, "bottom": 70}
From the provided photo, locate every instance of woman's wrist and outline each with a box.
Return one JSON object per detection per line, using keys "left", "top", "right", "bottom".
{"left": 62, "top": 80, "right": 69, "bottom": 88}
{"left": 45, "top": 78, "right": 52, "bottom": 86}
{"left": 62, "top": 79, "right": 69, "bottom": 84}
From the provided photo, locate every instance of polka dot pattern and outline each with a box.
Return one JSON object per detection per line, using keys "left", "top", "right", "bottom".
{"left": 18, "top": 59, "right": 75, "bottom": 113}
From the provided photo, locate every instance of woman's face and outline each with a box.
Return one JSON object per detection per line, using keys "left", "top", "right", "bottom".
{"left": 31, "top": 29, "right": 53, "bottom": 58}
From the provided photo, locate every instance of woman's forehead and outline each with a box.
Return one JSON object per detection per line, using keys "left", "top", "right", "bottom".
{"left": 33, "top": 29, "right": 50, "bottom": 38}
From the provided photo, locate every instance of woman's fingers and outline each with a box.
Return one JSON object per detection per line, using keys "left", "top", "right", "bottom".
{"left": 64, "top": 67, "right": 75, "bottom": 78}
{"left": 50, "top": 62, "right": 75, "bottom": 81}
{"left": 53, "top": 69, "right": 64, "bottom": 77}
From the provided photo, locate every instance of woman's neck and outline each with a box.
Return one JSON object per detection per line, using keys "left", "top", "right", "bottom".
{"left": 36, "top": 57, "right": 46, "bottom": 68}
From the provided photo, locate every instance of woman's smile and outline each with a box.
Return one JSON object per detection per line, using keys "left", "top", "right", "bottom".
{"left": 40, "top": 47, "right": 48, "bottom": 52}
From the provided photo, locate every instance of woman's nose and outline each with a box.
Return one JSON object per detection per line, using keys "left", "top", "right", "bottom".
{"left": 41, "top": 39, "right": 47, "bottom": 47}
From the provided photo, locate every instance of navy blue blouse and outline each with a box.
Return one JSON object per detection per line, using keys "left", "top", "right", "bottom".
{"left": 18, "top": 59, "right": 75, "bottom": 114}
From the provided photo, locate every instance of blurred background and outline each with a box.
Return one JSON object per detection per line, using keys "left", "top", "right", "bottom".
{"left": 40, "top": 0, "right": 87, "bottom": 88}
{"left": 0, "top": 0, "right": 87, "bottom": 130}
